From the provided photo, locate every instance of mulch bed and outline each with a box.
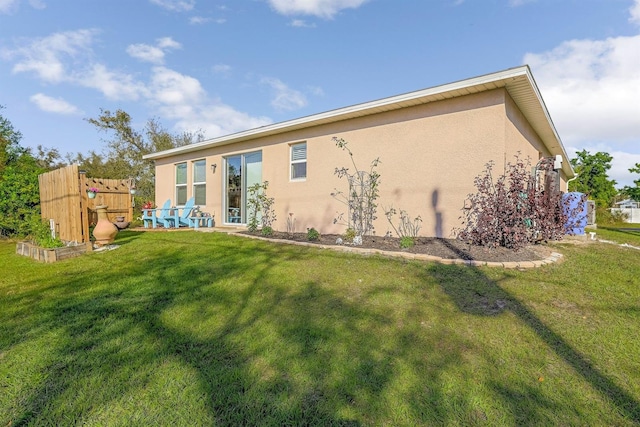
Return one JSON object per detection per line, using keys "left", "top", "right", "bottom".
{"left": 242, "top": 231, "right": 553, "bottom": 263}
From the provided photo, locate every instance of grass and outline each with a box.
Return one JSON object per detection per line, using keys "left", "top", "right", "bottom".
{"left": 594, "top": 223, "right": 640, "bottom": 246}
{"left": 1, "top": 229, "right": 639, "bottom": 426}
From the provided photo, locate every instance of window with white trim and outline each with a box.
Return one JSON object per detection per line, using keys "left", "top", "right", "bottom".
{"left": 193, "top": 159, "right": 206, "bottom": 205}
{"left": 290, "top": 142, "right": 307, "bottom": 180}
{"left": 175, "top": 162, "right": 187, "bottom": 205}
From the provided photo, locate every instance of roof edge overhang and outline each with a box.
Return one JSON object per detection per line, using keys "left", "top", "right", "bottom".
{"left": 143, "top": 65, "right": 574, "bottom": 179}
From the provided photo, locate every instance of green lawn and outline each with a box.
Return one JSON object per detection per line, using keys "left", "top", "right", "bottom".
{"left": 594, "top": 224, "right": 640, "bottom": 247}
{"left": 1, "top": 230, "right": 639, "bottom": 426}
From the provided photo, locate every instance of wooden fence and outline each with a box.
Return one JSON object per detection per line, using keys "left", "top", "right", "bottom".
{"left": 39, "top": 165, "right": 133, "bottom": 243}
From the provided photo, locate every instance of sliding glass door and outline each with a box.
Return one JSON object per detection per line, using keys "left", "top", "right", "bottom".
{"left": 224, "top": 151, "right": 262, "bottom": 224}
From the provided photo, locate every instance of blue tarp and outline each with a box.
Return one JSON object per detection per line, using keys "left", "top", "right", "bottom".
{"left": 563, "top": 192, "right": 587, "bottom": 235}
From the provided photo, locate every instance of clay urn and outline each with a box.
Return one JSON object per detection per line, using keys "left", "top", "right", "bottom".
{"left": 93, "top": 205, "right": 118, "bottom": 245}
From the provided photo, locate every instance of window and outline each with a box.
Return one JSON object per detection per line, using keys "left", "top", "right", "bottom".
{"left": 175, "top": 162, "right": 187, "bottom": 205}
{"left": 290, "top": 142, "right": 307, "bottom": 180}
{"left": 193, "top": 159, "right": 206, "bottom": 205}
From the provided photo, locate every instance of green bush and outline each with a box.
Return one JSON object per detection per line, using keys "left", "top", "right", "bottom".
{"left": 307, "top": 227, "right": 320, "bottom": 241}
{"left": 261, "top": 226, "right": 273, "bottom": 237}
{"left": 597, "top": 207, "right": 628, "bottom": 225}
{"left": 343, "top": 228, "right": 356, "bottom": 243}
{"left": 29, "top": 218, "right": 64, "bottom": 248}
{"left": 400, "top": 236, "right": 415, "bottom": 249}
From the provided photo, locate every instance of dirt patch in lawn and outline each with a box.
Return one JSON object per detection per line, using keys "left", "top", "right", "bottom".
{"left": 242, "top": 231, "right": 553, "bottom": 263}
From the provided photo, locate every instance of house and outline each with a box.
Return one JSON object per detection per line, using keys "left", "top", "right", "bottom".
{"left": 611, "top": 199, "right": 640, "bottom": 223}
{"left": 615, "top": 199, "right": 639, "bottom": 209}
{"left": 143, "top": 65, "right": 575, "bottom": 238}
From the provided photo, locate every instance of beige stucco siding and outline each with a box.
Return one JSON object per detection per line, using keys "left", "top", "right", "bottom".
{"left": 153, "top": 88, "right": 549, "bottom": 237}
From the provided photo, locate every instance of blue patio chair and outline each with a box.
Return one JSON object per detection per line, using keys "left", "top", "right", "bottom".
{"left": 164, "top": 197, "right": 196, "bottom": 228}
{"left": 142, "top": 199, "right": 171, "bottom": 229}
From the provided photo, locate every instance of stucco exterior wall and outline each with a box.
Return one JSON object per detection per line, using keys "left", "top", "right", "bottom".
{"left": 153, "top": 88, "right": 548, "bottom": 237}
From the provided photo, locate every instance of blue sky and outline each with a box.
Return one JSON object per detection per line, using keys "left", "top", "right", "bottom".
{"left": 1, "top": 0, "right": 639, "bottom": 186}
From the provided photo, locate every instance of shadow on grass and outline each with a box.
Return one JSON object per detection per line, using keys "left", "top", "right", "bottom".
{"left": 4, "top": 231, "right": 639, "bottom": 424}
{"left": 599, "top": 226, "right": 640, "bottom": 240}
{"left": 427, "top": 263, "right": 640, "bottom": 424}
{"left": 3, "top": 232, "right": 467, "bottom": 425}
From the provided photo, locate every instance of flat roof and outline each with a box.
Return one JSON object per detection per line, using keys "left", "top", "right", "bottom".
{"left": 144, "top": 65, "right": 574, "bottom": 178}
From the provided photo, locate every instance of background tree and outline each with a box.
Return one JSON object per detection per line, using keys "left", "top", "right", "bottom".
{"left": 0, "top": 106, "right": 45, "bottom": 237}
{"left": 79, "top": 109, "right": 203, "bottom": 206}
{"left": 622, "top": 163, "right": 640, "bottom": 202}
{"left": 569, "top": 150, "right": 618, "bottom": 208}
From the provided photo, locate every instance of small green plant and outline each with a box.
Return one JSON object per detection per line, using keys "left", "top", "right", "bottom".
{"left": 384, "top": 207, "right": 422, "bottom": 248}
{"left": 343, "top": 228, "right": 357, "bottom": 243}
{"left": 261, "top": 226, "right": 273, "bottom": 237}
{"left": 307, "top": 227, "right": 320, "bottom": 241}
{"left": 247, "top": 181, "right": 276, "bottom": 233}
{"left": 29, "top": 218, "right": 64, "bottom": 248}
{"left": 400, "top": 236, "right": 415, "bottom": 249}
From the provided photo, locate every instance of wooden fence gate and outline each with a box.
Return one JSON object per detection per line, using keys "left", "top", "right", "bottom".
{"left": 39, "top": 165, "right": 134, "bottom": 243}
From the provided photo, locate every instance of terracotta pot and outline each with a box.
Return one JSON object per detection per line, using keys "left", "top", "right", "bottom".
{"left": 93, "top": 205, "right": 118, "bottom": 245}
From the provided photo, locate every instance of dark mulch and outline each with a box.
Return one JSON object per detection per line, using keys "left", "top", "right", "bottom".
{"left": 242, "top": 231, "right": 552, "bottom": 263}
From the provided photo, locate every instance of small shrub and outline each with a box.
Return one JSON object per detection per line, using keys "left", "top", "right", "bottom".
{"left": 598, "top": 207, "right": 628, "bottom": 225}
{"left": 384, "top": 206, "right": 422, "bottom": 247}
{"left": 247, "top": 181, "right": 276, "bottom": 233}
{"left": 343, "top": 228, "right": 357, "bottom": 243}
{"left": 29, "top": 218, "right": 64, "bottom": 248}
{"left": 307, "top": 227, "right": 320, "bottom": 241}
{"left": 400, "top": 236, "right": 415, "bottom": 249}
{"left": 261, "top": 226, "right": 273, "bottom": 237}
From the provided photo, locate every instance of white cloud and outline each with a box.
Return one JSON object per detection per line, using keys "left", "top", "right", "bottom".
{"left": 30, "top": 93, "right": 81, "bottom": 114}
{"left": 290, "top": 19, "right": 316, "bottom": 27}
{"left": 0, "top": 0, "right": 44, "bottom": 13}
{"left": 127, "top": 37, "right": 181, "bottom": 64}
{"left": 173, "top": 105, "right": 272, "bottom": 140}
{"left": 630, "top": 0, "right": 640, "bottom": 25}
{"left": 266, "top": 0, "right": 369, "bottom": 19}
{"left": 190, "top": 16, "right": 210, "bottom": 24}
{"left": 149, "top": 0, "right": 194, "bottom": 12}
{"left": 212, "top": 64, "right": 232, "bottom": 75}
{"left": 148, "top": 67, "right": 272, "bottom": 138}
{"left": 0, "top": 0, "right": 18, "bottom": 13}
{"left": 1, "top": 28, "right": 273, "bottom": 146}
{"left": 522, "top": 2, "right": 640, "bottom": 187}
{"left": 78, "top": 64, "right": 149, "bottom": 101}
{"left": 127, "top": 44, "right": 165, "bottom": 64}
{"left": 157, "top": 37, "right": 181, "bottom": 50}
{"left": 189, "top": 16, "right": 226, "bottom": 24}
{"left": 4, "top": 29, "right": 97, "bottom": 83}
{"left": 150, "top": 66, "right": 206, "bottom": 106}
{"left": 525, "top": 34, "right": 640, "bottom": 146}
{"left": 261, "top": 77, "right": 308, "bottom": 111}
